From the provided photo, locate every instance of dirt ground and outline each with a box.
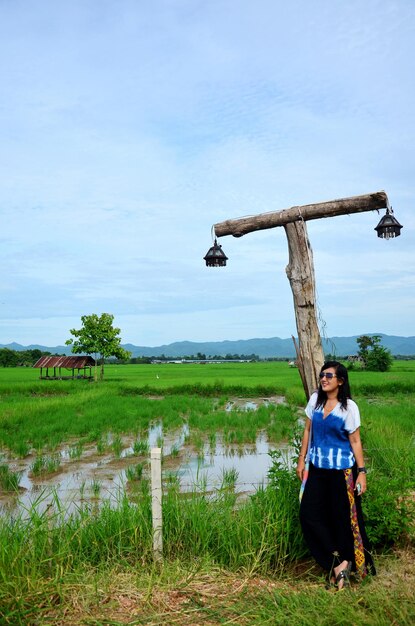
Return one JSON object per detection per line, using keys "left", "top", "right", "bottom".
{"left": 36, "top": 547, "right": 415, "bottom": 626}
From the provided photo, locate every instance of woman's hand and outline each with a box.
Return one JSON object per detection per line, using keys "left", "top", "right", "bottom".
{"left": 355, "top": 472, "right": 367, "bottom": 496}
{"left": 296, "top": 457, "right": 305, "bottom": 481}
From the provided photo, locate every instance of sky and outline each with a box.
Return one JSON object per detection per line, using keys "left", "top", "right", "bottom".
{"left": 0, "top": 0, "right": 414, "bottom": 348}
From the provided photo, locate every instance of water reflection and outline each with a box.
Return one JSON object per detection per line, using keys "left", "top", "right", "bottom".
{"left": 0, "top": 397, "right": 292, "bottom": 516}
{"left": 175, "top": 432, "right": 290, "bottom": 493}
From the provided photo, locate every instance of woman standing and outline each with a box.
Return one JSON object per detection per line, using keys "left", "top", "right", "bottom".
{"left": 296, "top": 361, "right": 375, "bottom": 589}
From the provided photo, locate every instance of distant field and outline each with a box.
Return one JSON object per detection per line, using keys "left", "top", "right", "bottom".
{"left": 0, "top": 359, "right": 413, "bottom": 454}
{"left": 1, "top": 357, "right": 415, "bottom": 389}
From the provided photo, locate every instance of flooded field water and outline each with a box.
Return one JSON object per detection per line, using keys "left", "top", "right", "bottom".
{"left": 0, "top": 397, "right": 295, "bottom": 516}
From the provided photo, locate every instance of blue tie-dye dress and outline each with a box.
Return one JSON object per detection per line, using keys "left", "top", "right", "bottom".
{"left": 305, "top": 392, "right": 360, "bottom": 470}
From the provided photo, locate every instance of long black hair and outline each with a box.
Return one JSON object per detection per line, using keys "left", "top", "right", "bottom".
{"left": 315, "top": 360, "right": 352, "bottom": 410}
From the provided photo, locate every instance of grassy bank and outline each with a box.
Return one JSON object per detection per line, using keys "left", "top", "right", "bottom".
{"left": 3, "top": 550, "right": 412, "bottom": 625}
{"left": 0, "top": 478, "right": 413, "bottom": 624}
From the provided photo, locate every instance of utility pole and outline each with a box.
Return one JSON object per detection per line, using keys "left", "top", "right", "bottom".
{"left": 212, "top": 191, "right": 391, "bottom": 398}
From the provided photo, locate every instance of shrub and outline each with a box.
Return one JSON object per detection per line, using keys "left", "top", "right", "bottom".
{"left": 363, "top": 471, "right": 415, "bottom": 547}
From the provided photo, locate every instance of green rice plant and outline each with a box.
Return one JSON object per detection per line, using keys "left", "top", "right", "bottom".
{"left": 169, "top": 443, "right": 180, "bottom": 458}
{"left": 90, "top": 478, "right": 101, "bottom": 498}
{"left": 14, "top": 440, "right": 31, "bottom": 458}
{"left": 132, "top": 438, "right": 150, "bottom": 456}
{"left": 223, "top": 430, "right": 238, "bottom": 445}
{"left": 79, "top": 480, "right": 86, "bottom": 499}
{"left": 156, "top": 435, "right": 164, "bottom": 449}
{"left": 96, "top": 434, "right": 110, "bottom": 455}
{"left": 164, "top": 472, "right": 180, "bottom": 489}
{"left": 111, "top": 434, "right": 123, "bottom": 459}
{"left": 0, "top": 464, "right": 22, "bottom": 491}
{"left": 219, "top": 467, "right": 239, "bottom": 491}
{"left": 208, "top": 432, "right": 216, "bottom": 452}
{"left": 245, "top": 426, "right": 257, "bottom": 443}
{"left": 68, "top": 441, "right": 84, "bottom": 460}
{"left": 197, "top": 450, "right": 205, "bottom": 462}
{"left": 30, "top": 453, "right": 61, "bottom": 476}
{"left": 125, "top": 463, "right": 144, "bottom": 482}
{"left": 190, "top": 432, "right": 203, "bottom": 451}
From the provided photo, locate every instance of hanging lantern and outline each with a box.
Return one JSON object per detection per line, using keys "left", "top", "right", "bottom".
{"left": 204, "top": 238, "right": 228, "bottom": 267}
{"left": 374, "top": 207, "right": 403, "bottom": 239}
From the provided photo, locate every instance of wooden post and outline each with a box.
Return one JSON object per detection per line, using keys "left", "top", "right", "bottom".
{"left": 151, "top": 447, "right": 163, "bottom": 561}
{"left": 284, "top": 221, "right": 324, "bottom": 398}
{"left": 212, "top": 191, "right": 390, "bottom": 400}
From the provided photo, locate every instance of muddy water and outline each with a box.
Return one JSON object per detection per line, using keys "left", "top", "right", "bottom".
{"left": 0, "top": 397, "right": 294, "bottom": 516}
{"left": 176, "top": 434, "right": 293, "bottom": 494}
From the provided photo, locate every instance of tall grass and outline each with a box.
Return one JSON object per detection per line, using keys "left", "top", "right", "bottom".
{"left": 0, "top": 480, "right": 306, "bottom": 612}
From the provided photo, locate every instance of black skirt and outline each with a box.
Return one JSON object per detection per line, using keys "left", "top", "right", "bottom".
{"left": 299, "top": 462, "right": 376, "bottom": 575}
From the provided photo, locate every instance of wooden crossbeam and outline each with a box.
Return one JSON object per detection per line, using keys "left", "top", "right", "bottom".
{"left": 214, "top": 191, "right": 388, "bottom": 238}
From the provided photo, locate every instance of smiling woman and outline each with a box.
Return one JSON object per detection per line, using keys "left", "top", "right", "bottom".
{"left": 296, "top": 360, "right": 375, "bottom": 590}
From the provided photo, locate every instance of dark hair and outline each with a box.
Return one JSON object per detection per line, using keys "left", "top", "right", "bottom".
{"left": 315, "top": 360, "right": 352, "bottom": 410}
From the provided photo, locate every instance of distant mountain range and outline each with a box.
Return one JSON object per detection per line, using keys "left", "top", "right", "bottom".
{"left": 2, "top": 334, "right": 415, "bottom": 358}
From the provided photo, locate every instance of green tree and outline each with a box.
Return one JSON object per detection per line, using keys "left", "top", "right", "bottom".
{"left": 66, "top": 313, "right": 131, "bottom": 381}
{"left": 0, "top": 348, "right": 19, "bottom": 367}
{"left": 356, "top": 334, "right": 393, "bottom": 372}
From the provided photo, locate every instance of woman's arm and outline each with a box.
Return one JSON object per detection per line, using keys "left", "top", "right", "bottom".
{"left": 349, "top": 427, "right": 367, "bottom": 495}
{"left": 296, "top": 419, "right": 311, "bottom": 481}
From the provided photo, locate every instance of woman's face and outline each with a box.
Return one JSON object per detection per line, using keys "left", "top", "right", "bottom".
{"left": 320, "top": 367, "right": 342, "bottom": 394}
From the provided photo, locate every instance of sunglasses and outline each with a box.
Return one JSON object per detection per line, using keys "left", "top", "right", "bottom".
{"left": 319, "top": 372, "right": 337, "bottom": 380}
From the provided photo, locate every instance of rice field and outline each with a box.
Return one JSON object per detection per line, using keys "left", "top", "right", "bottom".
{"left": 0, "top": 361, "right": 414, "bottom": 624}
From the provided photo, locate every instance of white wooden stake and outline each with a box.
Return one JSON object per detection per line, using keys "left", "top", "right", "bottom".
{"left": 150, "top": 447, "right": 163, "bottom": 561}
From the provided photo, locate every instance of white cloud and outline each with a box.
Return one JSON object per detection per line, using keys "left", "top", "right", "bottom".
{"left": 0, "top": 0, "right": 414, "bottom": 346}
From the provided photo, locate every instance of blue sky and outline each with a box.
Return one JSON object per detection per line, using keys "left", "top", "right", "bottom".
{"left": 1, "top": 0, "right": 414, "bottom": 347}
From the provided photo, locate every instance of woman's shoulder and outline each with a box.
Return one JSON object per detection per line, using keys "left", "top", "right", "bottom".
{"left": 345, "top": 398, "right": 359, "bottom": 411}
{"left": 307, "top": 391, "right": 319, "bottom": 406}
{"left": 340, "top": 398, "right": 360, "bottom": 417}
{"left": 305, "top": 391, "right": 319, "bottom": 417}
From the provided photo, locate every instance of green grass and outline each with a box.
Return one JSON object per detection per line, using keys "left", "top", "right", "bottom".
{"left": 0, "top": 484, "right": 413, "bottom": 624}
{"left": 0, "top": 361, "right": 414, "bottom": 624}
{"left": 2, "top": 554, "right": 414, "bottom": 625}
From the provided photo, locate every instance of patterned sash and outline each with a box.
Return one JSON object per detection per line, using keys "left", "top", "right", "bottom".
{"left": 344, "top": 468, "right": 368, "bottom": 579}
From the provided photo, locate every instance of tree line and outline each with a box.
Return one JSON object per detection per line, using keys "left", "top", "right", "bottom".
{"left": 129, "top": 353, "right": 261, "bottom": 363}
{"left": 0, "top": 348, "right": 52, "bottom": 368}
{"left": 2, "top": 314, "right": 410, "bottom": 377}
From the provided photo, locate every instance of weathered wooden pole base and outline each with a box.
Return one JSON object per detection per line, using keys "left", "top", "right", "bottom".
{"left": 284, "top": 221, "right": 324, "bottom": 398}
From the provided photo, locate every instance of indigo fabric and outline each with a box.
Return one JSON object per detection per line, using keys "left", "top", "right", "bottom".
{"left": 305, "top": 392, "right": 360, "bottom": 470}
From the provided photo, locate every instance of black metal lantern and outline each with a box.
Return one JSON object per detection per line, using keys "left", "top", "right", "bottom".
{"left": 204, "top": 238, "right": 228, "bottom": 267}
{"left": 374, "top": 207, "right": 403, "bottom": 239}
